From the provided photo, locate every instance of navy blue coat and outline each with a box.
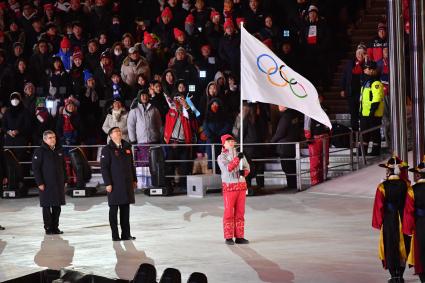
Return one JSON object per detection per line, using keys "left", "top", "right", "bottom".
{"left": 100, "top": 140, "right": 136, "bottom": 205}
{"left": 32, "top": 143, "right": 67, "bottom": 207}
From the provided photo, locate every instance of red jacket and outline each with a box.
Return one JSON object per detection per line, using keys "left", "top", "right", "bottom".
{"left": 164, "top": 108, "right": 197, "bottom": 144}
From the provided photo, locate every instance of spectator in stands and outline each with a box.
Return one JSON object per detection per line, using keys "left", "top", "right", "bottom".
{"left": 203, "top": 97, "right": 232, "bottom": 169}
{"left": 85, "top": 39, "right": 100, "bottom": 72}
{"left": 131, "top": 74, "right": 149, "bottom": 100}
{"left": 70, "top": 21, "right": 87, "bottom": 51}
{"left": 152, "top": 7, "right": 174, "bottom": 52}
{"left": 340, "top": 43, "right": 366, "bottom": 131}
{"left": 199, "top": 80, "right": 219, "bottom": 119}
{"left": 93, "top": 49, "right": 114, "bottom": 99}
{"left": 195, "top": 44, "right": 219, "bottom": 91}
{"left": 3, "top": 92, "right": 31, "bottom": 160}
{"left": 69, "top": 50, "right": 85, "bottom": 98}
{"left": 105, "top": 71, "right": 131, "bottom": 102}
{"left": 111, "top": 42, "right": 126, "bottom": 72}
{"left": 223, "top": 74, "right": 240, "bottom": 120}
{"left": 367, "top": 22, "right": 387, "bottom": 62}
{"left": 5, "top": 20, "right": 25, "bottom": 49}
{"left": 299, "top": 5, "right": 331, "bottom": 89}
{"left": 88, "top": 0, "right": 112, "bottom": 38}
{"left": 219, "top": 19, "right": 240, "bottom": 76}
{"left": 127, "top": 90, "right": 162, "bottom": 166}
{"left": 259, "top": 15, "right": 279, "bottom": 50}
{"left": 277, "top": 39, "right": 299, "bottom": 72}
{"left": 56, "top": 97, "right": 82, "bottom": 147}
{"left": 30, "top": 39, "right": 51, "bottom": 95}
{"left": 0, "top": 49, "right": 10, "bottom": 105}
{"left": 11, "top": 58, "right": 33, "bottom": 94}
{"left": 243, "top": 0, "right": 265, "bottom": 33}
{"left": 140, "top": 32, "right": 164, "bottom": 77}
{"left": 39, "top": 22, "right": 62, "bottom": 54}
{"left": 102, "top": 98, "right": 129, "bottom": 143}
{"left": 192, "top": 0, "right": 211, "bottom": 31}
{"left": 148, "top": 80, "right": 169, "bottom": 121}
{"left": 167, "top": 0, "right": 188, "bottom": 29}
{"left": 49, "top": 56, "right": 71, "bottom": 100}
{"left": 56, "top": 37, "right": 73, "bottom": 71}
{"left": 205, "top": 10, "right": 223, "bottom": 52}
{"left": 271, "top": 106, "right": 302, "bottom": 189}
{"left": 161, "top": 68, "right": 176, "bottom": 97}
{"left": 25, "top": 17, "right": 43, "bottom": 58}
{"left": 98, "top": 32, "right": 110, "bottom": 53}
{"left": 9, "top": 42, "right": 24, "bottom": 65}
{"left": 120, "top": 46, "right": 151, "bottom": 87}
{"left": 66, "top": 0, "right": 87, "bottom": 27}
{"left": 163, "top": 92, "right": 197, "bottom": 189}
{"left": 121, "top": 33, "right": 135, "bottom": 52}
{"left": 169, "top": 47, "right": 198, "bottom": 89}
{"left": 33, "top": 98, "right": 54, "bottom": 145}
{"left": 214, "top": 71, "right": 227, "bottom": 97}
{"left": 79, "top": 71, "right": 101, "bottom": 145}
{"left": 22, "top": 82, "right": 36, "bottom": 116}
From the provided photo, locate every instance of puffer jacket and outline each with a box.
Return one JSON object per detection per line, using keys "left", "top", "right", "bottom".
{"left": 217, "top": 147, "right": 250, "bottom": 185}
{"left": 127, "top": 103, "right": 162, "bottom": 144}
{"left": 120, "top": 56, "right": 151, "bottom": 87}
{"left": 102, "top": 110, "right": 129, "bottom": 143}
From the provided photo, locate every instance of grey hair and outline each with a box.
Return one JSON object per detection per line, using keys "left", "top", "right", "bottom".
{"left": 43, "top": 130, "right": 55, "bottom": 140}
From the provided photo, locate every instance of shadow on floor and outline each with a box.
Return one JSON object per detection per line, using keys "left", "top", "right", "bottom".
{"left": 34, "top": 235, "right": 75, "bottom": 269}
{"left": 229, "top": 245, "right": 295, "bottom": 283}
{"left": 113, "top": 240, "right": 154, "bottom": 280}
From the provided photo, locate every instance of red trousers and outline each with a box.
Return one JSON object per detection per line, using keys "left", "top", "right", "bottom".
{"left": 223, "top": 188, "right": 246, "bottom": 239}
{"left": 308, "top": 134, "right": 329, "bottom": 186}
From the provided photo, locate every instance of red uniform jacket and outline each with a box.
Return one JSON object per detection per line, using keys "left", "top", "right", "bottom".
{"left": 163, "top": 108, "right": 197, "bottom": 144}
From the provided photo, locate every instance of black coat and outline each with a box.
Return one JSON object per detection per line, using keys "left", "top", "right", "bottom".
{"left": 100, "top": 140, "right": 136, "bottom": 205}
{"left": 32, "top": 142, "right": 67, "bottom": 207}
{"left": 271, "top": 109, "right": 302, "bottom": 157}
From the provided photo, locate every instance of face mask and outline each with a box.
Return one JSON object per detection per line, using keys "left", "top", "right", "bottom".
{"left": 11, "top": 99, "right": 20, "bottom": 106}
{"left": 114, "top": 49, "right": 122, "bottom": 56}
{"left": 211, "top": 104, "right": 219, "bottom": 113}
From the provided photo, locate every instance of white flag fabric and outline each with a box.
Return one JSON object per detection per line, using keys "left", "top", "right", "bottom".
{"left": 240, "top": 26, "right": 332, "bottom": 129}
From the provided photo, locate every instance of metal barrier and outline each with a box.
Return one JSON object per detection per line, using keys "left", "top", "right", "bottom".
{"left": 3, "top": 124, "right": 388, "bottom": 192}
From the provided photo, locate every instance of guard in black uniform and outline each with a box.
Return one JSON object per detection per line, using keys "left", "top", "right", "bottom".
{"left": 101, "top": 127, "right": 137, "bottom": 241}
{"left": 403, "top": 157, "right": 425, "bottom": 283}
{"left": 32, "top": 130, "right": 67, "bottom": 234}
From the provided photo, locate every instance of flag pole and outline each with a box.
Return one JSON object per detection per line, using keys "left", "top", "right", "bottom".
{"left": 240, "top": 22, "right": 244, "bottom": 154}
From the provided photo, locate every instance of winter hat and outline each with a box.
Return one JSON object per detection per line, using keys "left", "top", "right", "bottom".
{"left": 174, "top": 28, "right": 185, "bottom": 40}
{"left": 236, "top": 17, "right": 245, "bottom": 26}
{"left": 210, "top": 10, "right": 220, "bottom": 20}
{"left": 185, "top": 14, "right": 195, "bottom": 24}
{"left": 100, "top": 49, "right": 112, "bottom": 60}
{"left": 223, "top": 19, "right": 234, "bottom": 30}
{"left": 221, "top": 134, "right": 235, "bottom": 146}
{"left": 43, "top": 3, "right": 54, "bottom": 11}
{"left": 73, "top": 50, "right": 83, "bottom": 60}
{"left": 175, "top": 47, "right": 186, "bottom": 55}
{"left": 83, "top": 70, "right": 93, "bottom": 84}
{"left": 60, "top": 37, "right": 71, "bottom": 49}
{"left": 356, "top": 43, "right": 367, "bottom": 52}
{"left": 10, "top": 92, "right": 21, "bottom": 101}
{"left": 143, "top": 32, "right": 156, "bottom": 45}
{"left": 64, "top": 97, "right": 77, "bottom": 107}
{"left": 161, "top": 7, "right": 173, "bottom": 19}
{"left": 308, "top": 5, "right": 319, "bottom": 13}
{"left": 128, "top": 46, "right": 138, "bottom": 54}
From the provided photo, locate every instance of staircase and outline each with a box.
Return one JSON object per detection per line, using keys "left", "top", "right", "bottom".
{"left": 323, "top": 0, "right": 388, "bottom": 116}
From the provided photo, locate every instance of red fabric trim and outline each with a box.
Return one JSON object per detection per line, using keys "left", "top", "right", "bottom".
{"left": 164, "top": 109, "right": 194, "bottom": 144}
{"left": 403, "top": 194, "right": 415, "bottom": 235}
{"left": 227, "top": 157, "right": 240, "bottom": 172}
{"left": 372, "top": 187, "right": 385, "bottom": 229}
{"left": 222, "top": 182, "right": 247, "bottom": 192}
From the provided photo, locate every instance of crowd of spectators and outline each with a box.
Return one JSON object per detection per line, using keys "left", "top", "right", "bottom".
{"left": 0, "top": 0, "right": 366, "bottom": 188}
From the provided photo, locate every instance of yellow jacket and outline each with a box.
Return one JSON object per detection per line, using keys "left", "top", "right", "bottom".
{"left": 360, "top": 79, "right": 385, "bottom": 117}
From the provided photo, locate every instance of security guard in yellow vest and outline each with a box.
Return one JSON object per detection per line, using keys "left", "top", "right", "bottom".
{"left": 360, "top": 60, "right": 384, "bottom": 156}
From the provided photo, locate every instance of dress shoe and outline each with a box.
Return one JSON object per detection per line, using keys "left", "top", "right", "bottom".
{"left": 225, "top": 238, "right": 234, "bottom": 245}
{"left": 0, "top": 225, "right": 5, "bottom": 230}
{"left": 235, "top": 238, "right": 249, "bottom": 244}
{"left": 121, "top": 236, "right": 136, "bottom": 241}
{"left": 52, "top": 229, "right": 64, "bottom": 234}
{"left": 112, "top": 237, "right": 121, "bottom": 241}
{"left": 45, "top": 230, "right": 54, "bottom": 235}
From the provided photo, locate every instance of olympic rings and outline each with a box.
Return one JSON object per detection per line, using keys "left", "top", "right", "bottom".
{"left": 256, "top": 53, "right": 308, "bottom": 98}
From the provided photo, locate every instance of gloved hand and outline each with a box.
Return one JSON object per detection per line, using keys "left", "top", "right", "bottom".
{"left": 239, "top": 170, "right": 244, "bottom": 176}
{"left": 238, "top": 152, "right": 244, "bottom": 159}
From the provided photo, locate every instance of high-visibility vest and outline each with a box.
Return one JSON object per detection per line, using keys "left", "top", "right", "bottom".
{"left": 360, "top": 79, "right": 385, "bottom": 117}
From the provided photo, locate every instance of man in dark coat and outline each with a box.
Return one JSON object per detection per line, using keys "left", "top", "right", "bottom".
{"left": 32, "top": 130, "right": 67, "bottom": 235}
{"left": 270, "top": 106, "right": 302, "bottom": 189}
{"left": 101, "top": 127, "right": 137, "bottom": 241}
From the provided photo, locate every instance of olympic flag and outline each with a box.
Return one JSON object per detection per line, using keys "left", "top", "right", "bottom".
{"left": 240, "top": 25, "right": 332, "bottom": 129}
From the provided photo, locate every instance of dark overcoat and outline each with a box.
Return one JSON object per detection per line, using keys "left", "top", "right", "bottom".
{"left": 100, "top": 140, "right": 136, "bottom": 205}
{"left": 32, "top": 142, "right": 67, "bottom": 207}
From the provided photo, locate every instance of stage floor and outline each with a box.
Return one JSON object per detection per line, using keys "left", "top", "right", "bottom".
{"left": 0, "top": 166, "right": 419, "bottom": 282}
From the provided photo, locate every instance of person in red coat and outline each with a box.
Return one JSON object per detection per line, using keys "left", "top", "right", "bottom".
{"left": 403, "top": 157, "right": 425, "bottom": 283}
{"left": 372, "top": 156, "right": 411, "bottom": 283}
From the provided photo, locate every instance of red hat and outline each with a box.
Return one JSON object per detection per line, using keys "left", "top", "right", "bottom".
{"left": 223, "top": 19, "right": 234, "bottom": 30}
{"left": 43, "top": 3, "right": 54, "bottom": 11}
{"left": 143, "top": 32, "right": 156, "bottom": 45}
{"left": 236, "top": 17, "right": 245, "bottom": 26}
{"left": 60, "top": 37, "right": 71, "bottom": 49}
{"left": 221, "top": 134, "right": 235, "bottom": 146}
{"left": 185, "top": 14, "right": 195, "bottom": 24}
{"left": 161, "top": 7, "right": 173, "bottom": 19}
{"left": 174, "top": 28, "right": 184, "bottom": 39}
{"left": 73, "top": 50, "right": 83, "bottom": 60}
{"left": 210, "top": 10, "right": 220, "bottom": 20}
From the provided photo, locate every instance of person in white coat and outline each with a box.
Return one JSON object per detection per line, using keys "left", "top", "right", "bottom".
{"left": 102, "top": 99, "right": 129, "bottom": 143}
